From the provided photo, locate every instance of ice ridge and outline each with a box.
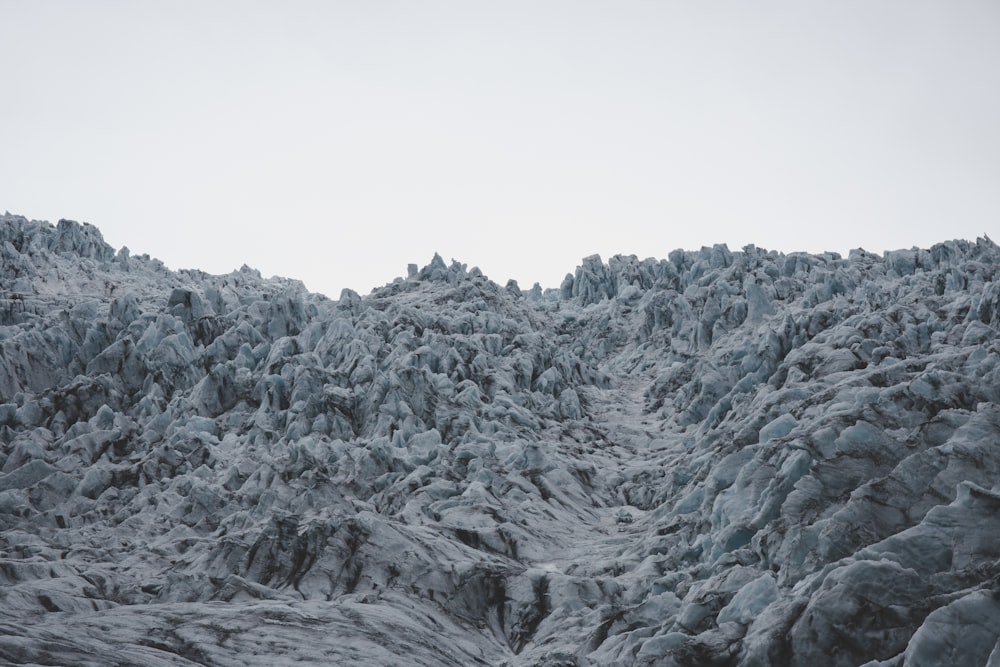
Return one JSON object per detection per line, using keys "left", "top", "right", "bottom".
{"left": 2, "top": 213, "right": 1000, "bottom": 665}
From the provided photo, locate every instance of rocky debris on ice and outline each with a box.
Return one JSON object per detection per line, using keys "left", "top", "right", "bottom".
{"left": 2, "top": 213, "right": 1000, "bottom": 665}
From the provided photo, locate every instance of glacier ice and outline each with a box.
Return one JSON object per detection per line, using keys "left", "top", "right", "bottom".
{"left": 2, "top": 213, "right": 1000, "bottom": 665}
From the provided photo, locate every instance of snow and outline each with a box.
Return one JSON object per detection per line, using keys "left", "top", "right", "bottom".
{"left": 1, "top": 213, "right": 1000, "bottom": 664}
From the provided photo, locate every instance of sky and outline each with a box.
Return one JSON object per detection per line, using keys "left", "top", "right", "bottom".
{"left": 2, "top": 1, "right": 999, "bottom": 298}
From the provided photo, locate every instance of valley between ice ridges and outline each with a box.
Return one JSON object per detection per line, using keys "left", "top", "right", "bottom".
{"left": 1, "top": 213, "right": 1000, "bottom": 666}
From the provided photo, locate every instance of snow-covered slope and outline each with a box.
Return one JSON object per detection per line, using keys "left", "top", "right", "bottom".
{"left": 2, "top": 213, "right": 1000, "bottom": 666}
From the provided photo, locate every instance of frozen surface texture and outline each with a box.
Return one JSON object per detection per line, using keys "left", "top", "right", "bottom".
{"left": 2, "top": 214, "right": 1000, "bottom": 665}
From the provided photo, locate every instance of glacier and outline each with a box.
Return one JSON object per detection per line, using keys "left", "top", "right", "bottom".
{"left": 1, "top": 213, "right": 999, "bottom": 666}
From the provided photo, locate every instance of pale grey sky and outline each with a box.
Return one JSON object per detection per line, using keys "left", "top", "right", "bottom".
{"left": 3, "top": 1, "right": 999, "bottom": 297}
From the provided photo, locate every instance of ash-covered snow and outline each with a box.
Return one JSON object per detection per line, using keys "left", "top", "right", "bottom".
{"left": 2, "top": 213, "right": 1000, "bottom": 666}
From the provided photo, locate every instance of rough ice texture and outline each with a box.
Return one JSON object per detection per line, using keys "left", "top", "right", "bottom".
{"left": 2, "top": 213, "right": 1000, "bottom": 665}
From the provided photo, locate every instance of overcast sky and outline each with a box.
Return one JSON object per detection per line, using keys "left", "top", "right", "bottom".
{"left": 3, "top": 1, "right": 999, "bottom": 297}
